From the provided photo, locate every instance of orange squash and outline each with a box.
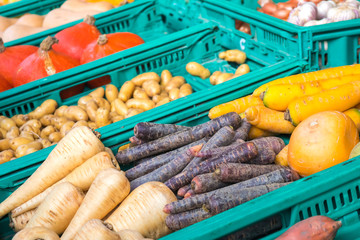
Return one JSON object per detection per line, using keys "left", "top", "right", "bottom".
{"left": 288, "top": 111, "right": 359, "bottom": 177}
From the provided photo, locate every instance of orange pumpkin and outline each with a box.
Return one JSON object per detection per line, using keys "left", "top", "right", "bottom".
{"left": 288, "top": 111, "right": 359, "bottom": 177}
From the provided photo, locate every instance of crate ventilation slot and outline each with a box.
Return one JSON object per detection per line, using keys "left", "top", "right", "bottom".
{"left": 298, "top": 184, "right": 360, "bottom": 221}
{"left": 1, "top": 102, "right": 35, "bottom": 118}
{"left": 263, "top": 31, "right": 288, "bottom": 49}
{"left": 101, "top": 20, "right": 130, "bottom": 33}
{"left": 135, "top": 50, "right": 185, "bottom": 74}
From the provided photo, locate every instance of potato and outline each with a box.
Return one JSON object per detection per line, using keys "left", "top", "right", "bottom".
{"left": 89, "top": 87, "right": 105, "bottom": 98}
{"left": 77, "top": 96, "right": 93, "bottom": 109}
{"left": 156, "top": 97, "right": 170, "bottom": 107}
{"left": 38, "top": 138, "right": 52, "bottom": 148}
{"left": 0, "top": 128, "right": 6, "bottom": 139}
{"left": 48, "top": 132, "right": 62, "bottom": 143}
{"left": 20, "top": 119, "right": 42, "bottom": 131}
{"left": 169, "top": 88, "right": 180, "bottom": 101}
{"left": 54, "top": 106, "right": 68, "bottom": 117}
{"left": 152, "top": 91, "right": 168, "bottom": 104}
{"left": 126, "top": 108, "right": 144, "bottom": 118}
{"left": 64, "top": 106, "right": 89, "bottom": 121}
{"left": 165, "top": 76, "right": 185, "bottom": 92}
{"left": 111, "top": 115, "right": 124, "bottom": 123}
{"left": 113, "top": 99, "right": 128, "bottom": 116}
{"left": 19, "top": 131, "right": 35, "bottom": 141}
{"left": 210, "top": 71, "right": 222, "bottom": 85}
{"left": 118, "top": 81, "right": 135, "bottom": 102}
{"left": 40, "top": 125, "right": 56, "bottom": 139}
{"left": 93, "top": 97, "right": 111, "bottom": 111}
{"left": 126, "top": 98, "right": 155, "bottom": 111}
{"left": 105, "top": 84, "right": 119, "bottom": 103}
{"left": 186, "top": 62, "right": 210, "bottom": 79}
{"left": 60, "top": 121, "right": 75, "bottom": 137}
{"left": 0, "top": 118, "right": 16, "bottom": 131}
{"left": 219, "top": 49, "right": 246, "bottom": 64}
{"left": 161, "top": 70, "right": 172, "bottom": 88}
{"left": 29, "top": 99, "right": 58, "bottom": 119}
{"left": 15, "top": 141, "right": 43, "bottom": 158}
{"left": 88, "top": 122, "right": 97, "bottom": 130}
{"left": 20, "top": 125, "right": 40, "bottom": 138}
{"left": 6, "top": 126, "right": 19, "bottom": 139}
{"left": 9, "top": 137, "right": 33, "bottom": 151}
{"left": 133, "top": 87, "right": 150, "bottom": 100}
{"left": 0, "top": 139, "right": 10, "bottom": 151}
{"left": 86, "top": 99, "right": 99, "bottom": 122}
{"left": 179, "top": 84, "right": 193, "bottom": 98}
{"left": 215, "top": 73, "right": 234, "bottom": 85}
{"left": 235, "top": 64, "right": 250, "bottom": 76}
{"left": 11, "top": 114, "right": 29, "bottom": 127}
{"left": 51, "top": 116, "right": 68, "bottom": 130}
{"left": 72, "top": 120, "right": 88, "bottom": 128}
{"left": 25, "top": 148, "right": 38, "bottom": 155}
{"left": 143, "top": 80, "right": 161, "bottom": 97}
{"left": 95, "top": 108, "right": 111, "bottom": 128}
{"left": 0, "top": 149, "right": 14, "bottom": 164}
{"left": 40, "top": 114, "right": 54, "bottom": 126}
{"left": 131, "top": 72, "right": 160, "bottom": 86}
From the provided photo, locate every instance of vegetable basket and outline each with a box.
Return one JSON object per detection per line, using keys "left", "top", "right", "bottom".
{"left": 0, "top": 34, "right": 305, "bottom": 240}
{"left": 204, "top": 0, "right": 360, "bottom": 71}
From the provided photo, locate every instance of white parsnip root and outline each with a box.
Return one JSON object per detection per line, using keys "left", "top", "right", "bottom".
{"left": 9, "top": 209, "right": 36, "bottom": 232}
{"left": 12, "top": 226, "right": 60, "bottom": 240}
{"left": 73, "top": 219, "right": 121, "bottom": 240}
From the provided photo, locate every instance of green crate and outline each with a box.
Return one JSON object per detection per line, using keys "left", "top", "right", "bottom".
{"left": 0, "top": 57, "right": 303, "bottom": 239}
{"left": 202, "top": 0, "right": 360, "bottom": 71}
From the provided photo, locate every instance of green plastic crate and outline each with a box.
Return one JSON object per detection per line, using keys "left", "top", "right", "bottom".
{"left": 202, "top": 0, "right": 360, "bottom": 71}
{"left": 0, "top": 57, "right": 303, "bottom": 239}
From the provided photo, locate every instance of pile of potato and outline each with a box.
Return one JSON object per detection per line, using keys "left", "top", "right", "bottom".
{"left": 0, "top": 70, "right": 193, "bottom": 164}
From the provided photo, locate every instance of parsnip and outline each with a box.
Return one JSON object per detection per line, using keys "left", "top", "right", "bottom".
{"left": 13, "top": 226, "right": 60, "bottom": 240}
{"left": 74, "top": 219, "right": 121, "bottom": 240}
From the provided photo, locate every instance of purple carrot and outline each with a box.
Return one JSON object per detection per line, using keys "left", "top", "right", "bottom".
{"left": 165, "top": 142, "right": 258, "bottom": 192}
{"left": 215, "top": 163, "right": 284, "bottom": 183}
{"left": 233, "top": 118, "right": 252, "bottom": 141}
{"left": 184, "top": 189, "right": 196, "bottom": 198}
{"left": 248, "top": 148, "right": 276, "bottom": 165}
{"left": 205, "top": 183, "right": 291, "bottom": 215}
{"left": 129, "top": 144, "right": 203, "bottom": 191}
{"left": 126, "top": 138, "right": 207, "bottom": 181}
{"left": 116, "top": 112, "right": 242, "bottom": 164}
{"left": 191, "top": 172, "right": 229, "bottom": 194}
{"left": 165, "top": 207, "right": 212, "bottom": 231}
{"left": 193, "top": 139, "right": 245, "bottom": 158}
{"left": 129, "top": 136, "right": 147, "bottom": 145}
{"left": 183, "top": 125, "right": 235, "bottom": 172}
{"left": 177, "top": 184, "right": 192, "bottom": 198}
{"left": 134, "top": 122, "right": 190, "bottom": 141}
{"left": 218, "top": 215, "right": 282, "bottom": 240}
{"left": 250, "top": 137, "right": 285, "bottom": 155}
{"left": 163, "top": 168, "right": 299, "bottom": 214}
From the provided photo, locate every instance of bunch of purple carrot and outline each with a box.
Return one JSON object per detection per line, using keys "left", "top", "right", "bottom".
{"left": 115, "top": 112, "right": 299, "bottom": 239}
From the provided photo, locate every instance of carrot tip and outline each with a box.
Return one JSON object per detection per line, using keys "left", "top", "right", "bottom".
{"left": 163, "top": 205, "right": 171, "bottom": 214}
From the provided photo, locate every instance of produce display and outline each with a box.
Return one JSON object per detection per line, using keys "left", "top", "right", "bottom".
{"left": 255, "top": 0, "right": 359, "bottom": 27}
{"left": 1, "top": 0, "right": 360, "bottom": 239}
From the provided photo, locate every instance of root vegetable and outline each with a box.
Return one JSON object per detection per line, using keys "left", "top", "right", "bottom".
{"left": 165, "top": 76, "right": 185, "bottom": 92}
{"left": 93, "top": 97, "right": 111, "bottom": 111}
{"left": 161, "top": 70, "right": 172, "bottom": 87}
{"left": 0, "top": 149, "right": 14, "bottom": 164}
{"left": 215, "top": 73, "right": 233, "bottom": 85}
{"left": 186, "top": 62, "right": 210, "bottom": 79}
{"left": 183, "top": 189, "right": 195, "bottom": 198}
{"left": 60, "top": 121, "right": 75, "bottom": 137}
{"left": 64, "top": 106, "right": 89, "bottom": 122}
{"left": 192, "top": 140, "right": 244, "bottom": 159}
{"left": 165, "top": 142, "right": 257, "bottom": 191}
{"left": 126, "top": 108, "right": 144, "bottom": 118}
{"left": 86, "top": 99, "right": 98, "bottom": 122}
{"left": 233, "top": 119, "right": 251, "bottom": 141}
{"left": 219, "top": 50, "right": 246, "bottom": 64}
{"left": 6, "top": 126, "right": 19, "bottom": 139}
{"left": 133, "top": 87, "right": 150, "bottom": 99}
{"left": 40, "top": 126, "right": 56, "bottom": 139}
{"left": 179, "top": 83, "right": 193, "bottom": 98}
{"left": 48, "top": 132, "right": 62, "bottom": 143}
{"left": 143, "top": 80, "right": 161, "bottom": 97}
{"left": 54, "top": 106, "right": 68, "bottom": 117}
{"left": 169, "top": 88, "right": 180, "bottom": 101}
{"left": 113, "top": 99, "right": 128, "bottom": 116}
{"left": 250, "top": 136, "right": 285, "bottom": 155}
{"left": 116, "top": 112, "right": 241, "bottom": 164}
{"left": 61, "top": 169, "right": 130, "bottom": 240}
{"left": 118, "top": 229, "right": 146, "bottom": 240}
{"left": 77, "top": 96, "right": 93, "bottom": 109}
{"left": 0, "top": 126, "right": 104, "bottom": 218}
{"left": 130, "top": 145, "right": 203, "bottom": 191}
{"left": 275, "top": 216, "right": 342, "bottom": 240}
{"left": 9, "top": 137, "right": 33, "bottom": 151}
{"left": 156, "top": 97, "right": 170, "bottom": 107}
{"left": 215, "top": 163, "right": 284, "bottom": 183}
{"left": 95, "top": 107, "right": 111, "bottom": 128}
{"left": 28, "top": 99, "right": 58, "bottom": 119}
{"left": 177, "top": 184, "right": 192, "bottom": 198}
{"left": 275, "top": 145, "right": 289, "bottom": 166}
{"left": 9, "top": 209, "right": 36, "bottom": 232}
{"left": 73, "top": 219, "right": 121, "bottom": 240}
{"left": 38, "top": 138, "right": 51, "bottom": 149}
{"left": 12, "top": 114, "right": 29, "bottom": 127}
{"left": 15, "top": 142, "right": 43, "bottom": 158}
{"left": 119, "top": 81, "right": 136, "bottom": 102}
{"left": 134, "top": 122, "right": 190, "bottom": 141}
{"left": 0, "top": 139, "right": 10, "bottom": 151}
{"left": 51, "top": 116, "right": 68, "bottom": 130}
{"left": 131, "top": 72, "right": 160, "bottom": 86}
{"left": 126, "top": 139, "right": 206, "bottom": 181}
{"left": 0, "top": 118, "right": 16, "bottom": 131}
{"left": 126, "top": 98, "right": 155, "bottom": 111}
{"left": 191, "top": 172, "right": 229, "bottom": 194}
{"left": 89, "top": 87, "right": 105, "bottom": 98}
{"left": 235, "top": 64, "right": 250, "bottom": 76}
{"left": 72, "top": 120, "right": 88, "bottom": 128}
{"left": 106, "top": 182, "right": 177, "bottom": 239}
{"left": 26, "top": 182, "right": 85, "bottom": 234}
{"left": 163, "top": 168, "right": 298, "bottom": 214}
{"left": 13, "top": 226, "right": 60, "bottom": 240}
{"left": 105, "top": 84, "right": 119, "bottom": 102}
{"left": 12, "top": 151, "right": 118, "bottom": 217}
{"left": 165, "top": 208, "right": 211, "bottom": 231}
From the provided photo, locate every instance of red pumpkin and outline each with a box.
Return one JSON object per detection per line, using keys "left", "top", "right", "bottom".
{"left": 52, "top": 15, "right": 101, "bottom": 61}
{"left": 13, "top": 36, "right": 84, "bottom": 99}
{"left": 81, "top": 32, "right": 144, "bottom": 88}
{"left": 0, "top": 75, "right": 12, "bottom": 92}
{"left": 0, "top": 38, "right": 38, "bottom": 87}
